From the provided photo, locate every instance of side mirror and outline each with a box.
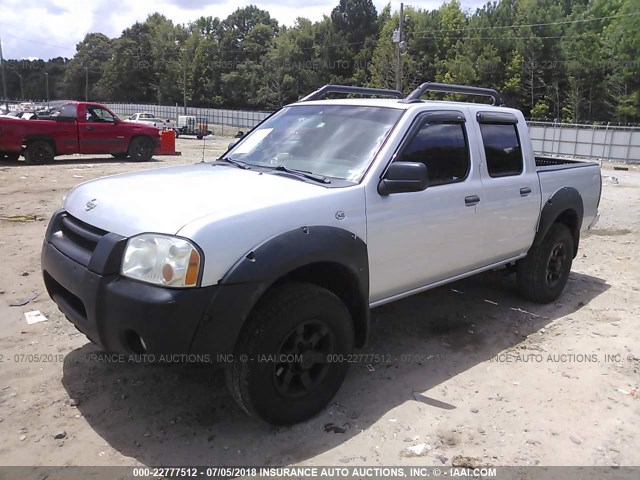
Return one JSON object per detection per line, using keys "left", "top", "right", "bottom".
{"left": 227, "top": 141, "right": 237, "bottom": 150}
{"left": 113, "top": 117, "right": 121, "bottom": 125}
{"left": 378, "top": 161, "right": 429, "bottom": 196}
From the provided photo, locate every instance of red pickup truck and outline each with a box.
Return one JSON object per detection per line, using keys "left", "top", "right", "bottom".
{"left": 0, "top": 102, "right": 160, "bottom": 164}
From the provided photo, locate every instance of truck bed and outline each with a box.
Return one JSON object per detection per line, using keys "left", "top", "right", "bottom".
{"left": 535, "top": 156, "right": 601, "bottom": 233}
{"left": 535, "top": 155, "right": 599, "bottom": 171}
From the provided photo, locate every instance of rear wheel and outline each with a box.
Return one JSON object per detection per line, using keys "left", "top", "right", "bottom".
{"left": 517, "top": 223, "right": 574, "bottom": 303}
{"left": 128, "top": 137, "right": 154, "bottom": 162}
{"left": 24, "top": 141, "right": 54, "bottom": 164}
{"left": 225, "top": 282, "right": 353, "bottom": 425}
{"left": 197, "top": 135, "right": 203, "bottom": 140}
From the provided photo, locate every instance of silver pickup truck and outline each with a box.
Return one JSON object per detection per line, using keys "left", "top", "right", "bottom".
{"left": 41, "top": 83, "right": 601, "bottom": 425}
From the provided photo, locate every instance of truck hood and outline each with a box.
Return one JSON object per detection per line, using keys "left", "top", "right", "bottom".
{"left": 64, "top": 163, "right": 328, "bottom": 237}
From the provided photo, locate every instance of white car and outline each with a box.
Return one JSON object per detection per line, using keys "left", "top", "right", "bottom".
{"left": 41, "top": 83, "right": 601, "bottom": 425}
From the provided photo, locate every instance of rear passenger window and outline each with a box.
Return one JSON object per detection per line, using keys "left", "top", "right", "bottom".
{"left": 397, "top": 122, "right": 469, "bottom": 186}
{"left": 480, "top": 124, "right": 523, "bottom": 177}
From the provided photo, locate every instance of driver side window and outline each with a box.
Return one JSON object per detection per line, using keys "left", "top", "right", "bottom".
{"left": 397, "top": 121, "right": 470, "bottom": 187}
{"left": 86, "top": 107, "right": 114, "bottom": 123}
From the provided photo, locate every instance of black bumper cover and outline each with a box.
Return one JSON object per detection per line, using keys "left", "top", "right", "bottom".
{"left": 42, "top": 240, "right": 217, "bottom": 354}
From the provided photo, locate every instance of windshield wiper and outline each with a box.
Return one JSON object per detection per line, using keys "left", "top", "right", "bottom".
{"left": 215, "top": 157, "right": 251, "bottom": 170}
{"left": 267, "top": 164, "right": 331, "bottom": 184}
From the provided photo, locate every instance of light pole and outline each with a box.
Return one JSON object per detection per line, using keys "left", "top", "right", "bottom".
{"left": 44, "top": 72, "right": 49, "bottom": 109}
{"left": 0, "top": 36, "right": 8, "bottom": 112}
{"left": 395, "top": 2, "right": 404, "bottom": 92}
{"left": 15, "top": 72, "right": 23, "bottom": 100}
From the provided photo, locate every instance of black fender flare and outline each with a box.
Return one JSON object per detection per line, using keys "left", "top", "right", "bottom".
{"left": 534, "top": 187, "right": 583, "bottom": 257}
{"left": 189, "top": 226, "right": 370, "bottom": 355}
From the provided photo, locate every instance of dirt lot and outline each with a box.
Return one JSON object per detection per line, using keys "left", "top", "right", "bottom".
{"left": 0, "top": 138, "right": 638, "bottom": 468}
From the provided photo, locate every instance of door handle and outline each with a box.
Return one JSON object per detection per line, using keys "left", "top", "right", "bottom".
{"left": 465, "top": 195, "right": 480, "bottom": 206}
{"left": 86, "top": 126, "right": 94, "bottom": 131}
{"left": 520, "top": 187, "right": 532, "bottom": 196}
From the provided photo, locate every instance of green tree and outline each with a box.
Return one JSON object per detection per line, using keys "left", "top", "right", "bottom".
{"left": 63, "top": 33, "right": 113, "bottom": 100}
{"left": 329, "top": 0, "right": 379, "bottom": 83}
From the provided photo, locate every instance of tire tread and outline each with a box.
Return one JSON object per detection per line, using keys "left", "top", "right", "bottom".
{"left": 225, "top": 281, "right": 352, "bottom": 423}
{"left": 517, "top": 223, "right": 573, "bottom": 303}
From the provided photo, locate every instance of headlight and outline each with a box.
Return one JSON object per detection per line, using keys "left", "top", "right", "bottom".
{"left": 121, "top": 234, "right": 201, "bottom": 288}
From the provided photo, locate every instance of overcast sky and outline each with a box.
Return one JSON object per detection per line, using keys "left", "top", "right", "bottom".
{"left": 0, "top": 0, "right": 487, "bottom": 60}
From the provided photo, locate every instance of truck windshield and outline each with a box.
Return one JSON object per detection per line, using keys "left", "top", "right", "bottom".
{"left": 223, "top": 105, "right": 403, "bottom": 182}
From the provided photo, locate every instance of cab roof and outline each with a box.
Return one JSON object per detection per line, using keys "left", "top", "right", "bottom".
{"left": 289, "top": 97, "right": 522, "bottom": 117}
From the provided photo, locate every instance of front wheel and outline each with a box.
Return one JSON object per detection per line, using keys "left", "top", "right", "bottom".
{"left": 517, "top": 223, "right": 574, "bottom": 303}
{"left": 128, "top": 137, "right": 154, "bottom": 162}
{"left": 225, "top": 282, "right": 354, "bottom": 425}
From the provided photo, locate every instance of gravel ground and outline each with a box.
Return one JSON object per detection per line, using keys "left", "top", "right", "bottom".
{"left": 0, "top": 139, "right": 638, "bottom": 468}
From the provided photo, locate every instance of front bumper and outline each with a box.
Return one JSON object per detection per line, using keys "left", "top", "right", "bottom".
{"left": 41, "top": 210, "right": 215, "bottom": 354}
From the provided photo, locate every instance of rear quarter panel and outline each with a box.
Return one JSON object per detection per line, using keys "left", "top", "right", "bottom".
{"left": 537, "top": 163, "right": 601, "bottom": 231}
{"left": 0, "top": 117, "right": 78, "bottom": 154}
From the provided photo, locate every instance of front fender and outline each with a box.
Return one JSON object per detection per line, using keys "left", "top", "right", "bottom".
{"left": 189, "top": 226, "right": 369, "bottom": 355}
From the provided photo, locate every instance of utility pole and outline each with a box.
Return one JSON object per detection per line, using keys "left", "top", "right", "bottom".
{"left": 395, "top": 2, "right": 404, "bottom": 92}
{"left": 15, "top": 72, "right": 23, "bottom": 99}
{"left": 175, "top": 40, "right": 187, "bottom": 115}
{"left": 84, "top": 66, "right": 88, "bottom": 101}
{"left": 44, "top": 72, "right": 49, "bottom": 109}
{"left": 183, "top": 50, "right": 187, "bottom": 115}
{"left": 0, "top": 36, "right": 8, "bottom": 112}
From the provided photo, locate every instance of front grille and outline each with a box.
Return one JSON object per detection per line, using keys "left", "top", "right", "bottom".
{"left": 49, "top": 211, "right": 107, "bottom": 267}
{"left": 60, "top": 214, "right": 104, "bottom": 252}
{"left": 43, "top": 271, "right": 88, "bottom": 323}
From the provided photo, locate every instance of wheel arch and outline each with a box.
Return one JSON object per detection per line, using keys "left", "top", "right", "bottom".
{"left": 127, "top": 134, "right": 156, "bottom": 149}
{"left": 273, "top": 261, "right": 369, "bottom": 347}
{"left": 534, "top": 187, "right": 583, "bottom": 257}
{"left": 189, "top": 226, "right": 370, "bottom": 355}
{"left": 24, "top": 134, "right": 57, "bottom": 155}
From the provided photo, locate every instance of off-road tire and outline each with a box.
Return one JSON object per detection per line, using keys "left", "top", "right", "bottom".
{"left": 128, "top": 137, "right": 154, "bottom": 162}
{"left": 24, "top": 141, "right": 54, "bottom": 164}
{"left": 517, "top": 223, "right": 574, "bottom": 303}
{"left": 225, "top": 282, "right": 354, "bottom": 425}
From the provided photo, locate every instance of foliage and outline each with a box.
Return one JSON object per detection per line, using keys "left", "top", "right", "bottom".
{"left": 3, "top": 0, "right": 638, "bottom": 122}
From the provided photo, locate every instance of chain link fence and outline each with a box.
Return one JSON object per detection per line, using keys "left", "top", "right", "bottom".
{"left": 104, "top": 103, "right": 272, "bottom": 136}
{"left": 528, "top": 122, "right": 640, "bottom": 163}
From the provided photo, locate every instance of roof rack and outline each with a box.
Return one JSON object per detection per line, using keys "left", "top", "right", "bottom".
{"left": 300, "top": 84, "right": 404, "bottom": 102}
{"left": 403, "top": 82, "right": 504, "bottom": 106}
